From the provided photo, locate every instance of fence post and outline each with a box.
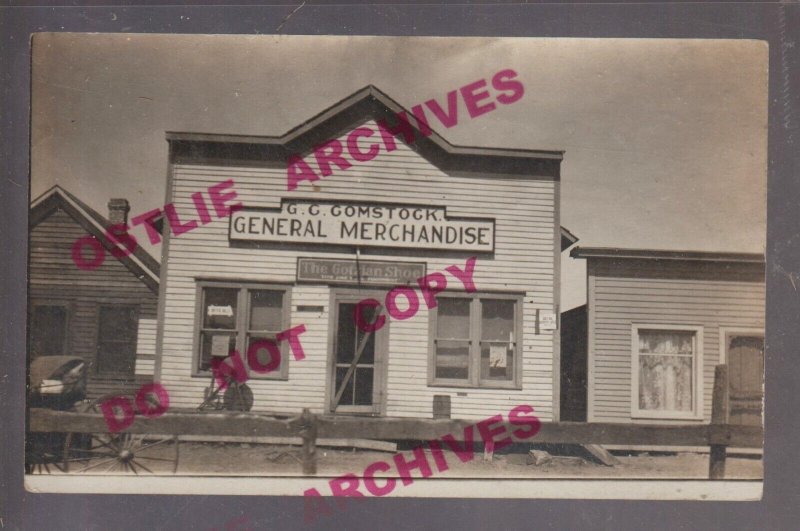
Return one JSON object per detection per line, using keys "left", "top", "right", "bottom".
{"left": 300, "top": 408, "right": 318, "bottom": 476}
{"left": 709, "top": 364, "right": 729, "bottom": 480}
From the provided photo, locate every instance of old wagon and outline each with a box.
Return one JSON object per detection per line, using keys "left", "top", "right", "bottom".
{"left": 27, "top": 356, "right": 180, "bottom": 474}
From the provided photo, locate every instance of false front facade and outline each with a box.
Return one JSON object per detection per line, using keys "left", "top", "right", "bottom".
{"left": 155, "top": 86, "right": 569, "bottom": 421}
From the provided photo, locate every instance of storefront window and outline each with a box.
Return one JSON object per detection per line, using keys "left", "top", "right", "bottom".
{"left": 246, "top": 290, "right": 284, "bottom": 370}
{"left": 434, "top": 298, "right": 471, "bottom": 380}
{"left": 480, "top": 299, "right": 515, "bottom": 381}
{"left": 196, "top": 283, "right": 290, "bottom": 377}
{"left": 431, "top": 294, "right": 521, "bottom": 388}
{"left": 633, "top": 325, "right": 702, "bottom": 419}
{"left": 199, "top": 288, "right": 238, "bottom": 372}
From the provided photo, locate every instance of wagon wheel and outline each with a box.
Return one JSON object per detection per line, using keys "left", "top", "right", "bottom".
{"left": 62, "top": 396, "right": 180, "bottom": 474}
{"left": 222, "top": 382, "right": 253, "bottom": 412}
{"left": 26, "top": 432, "right": 69, "bottom": 474}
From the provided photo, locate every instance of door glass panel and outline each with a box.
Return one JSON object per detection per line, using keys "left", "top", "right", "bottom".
{"left": 335, "top": 366, "right": 355, "bottom": 406}
{"left": 354, "top": 367, "right": 374, "bottom": 405}
{"left": 336, "top": 303, "right": 357, "bottom": 364}
{"left": 355, "top": 320, "right": 376, "bottom": 364}
{"left": 334, "top": 301, "right": 377, "bottom": 408}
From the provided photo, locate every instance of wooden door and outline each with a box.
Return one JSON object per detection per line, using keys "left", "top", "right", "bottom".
{"left": 726, "top": 333, "right": 764, "bottom": 426}
{"left": 328, "top": 292, "right": 388, "bottom": 415}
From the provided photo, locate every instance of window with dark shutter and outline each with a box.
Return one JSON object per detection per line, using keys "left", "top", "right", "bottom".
{"left": 96, "top": 305, "right": 138, "bottom": 376}
{"left": 30, "top": 304, "right": 69, "bottom": 358}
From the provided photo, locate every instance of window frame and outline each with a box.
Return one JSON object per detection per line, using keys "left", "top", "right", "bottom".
{"left": 427, "top": 291, "right": 523, "bottom": 390}
{"left": 192, "top": 281, "right": 293, "bottom": 380}
{"left": 630, "top": 323, "right": 704, "bottom": 420}
{"left": 94, "top": 303, "right": 140, "bottom": 378}
{"left": 29, "top": 301, "right": 71, "bottom": 359}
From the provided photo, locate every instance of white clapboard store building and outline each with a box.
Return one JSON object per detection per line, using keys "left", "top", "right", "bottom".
{"left": 155, "top": 86, "right": 574, "bottom": 421}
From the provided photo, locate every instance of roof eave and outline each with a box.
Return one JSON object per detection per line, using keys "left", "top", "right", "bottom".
{"left": 569, "top": 246, "right": 765, "bottom": 264}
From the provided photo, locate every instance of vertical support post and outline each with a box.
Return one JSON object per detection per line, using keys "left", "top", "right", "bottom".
{"left": 709, "top": 364, "right": 729, "bottom": 480}
{"left": 300, "top": 408, "right": 318, "bottom": 476}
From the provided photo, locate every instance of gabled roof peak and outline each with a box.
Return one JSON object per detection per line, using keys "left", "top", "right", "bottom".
{"left": 166, "top": 83, "right": 564, "bottom": 163}
{"left": 31, "top": 185, "right": 160, "bottom": 291}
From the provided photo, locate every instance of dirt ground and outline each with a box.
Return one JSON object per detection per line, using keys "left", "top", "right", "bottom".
{"left": 130, "top": 441, "right": 762, "bottom": 479}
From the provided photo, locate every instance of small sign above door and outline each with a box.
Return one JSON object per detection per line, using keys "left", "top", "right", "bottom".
{"left": 297, "top": 258, "right": 426, "bottom": 287}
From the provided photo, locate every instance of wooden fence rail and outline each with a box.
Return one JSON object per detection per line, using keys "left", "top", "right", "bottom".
{"left": 28, "top": 365, "right": 761, "bottom": 479}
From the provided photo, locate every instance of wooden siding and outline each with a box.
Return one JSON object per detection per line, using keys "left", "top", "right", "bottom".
{"left": 587, "top": 258, "right": 765, "bottom": 424}
{"left": 135, "top": 318, "right": 157, "bottom": 376}
{"left": 159, "top": 119, "right": 559, "bottom": 420}
{"left": 29, "top": 208, "right": 158, "bottom": 398}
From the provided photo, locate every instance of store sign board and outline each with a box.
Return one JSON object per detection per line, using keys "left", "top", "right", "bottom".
{"left": 297, "top": 258, "right": 426, "bottom": 286}
{"left": 229, "top": 201, "right": 495, "bottom": 252}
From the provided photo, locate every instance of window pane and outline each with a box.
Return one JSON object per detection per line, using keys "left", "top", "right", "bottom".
{"left": 353, "top": 367, "right": 374, "bottom": 405}
{"left": 639, "top": 355, "right": 693, "bottom": 411}
{"left": 249, "top": 290, "right": 283, "bottom": 331}
{"left": 97, "top": 306, "right": 137, "bottom": 375}
{"left": 435, "top": 340, "right": 469, "bottom": 380}
{"left": 480, "top": 343, "right": 514, "bottom": 381}
{"left": 481, "top": 299, "right": 514, "bottom": 342}
{"left": 437, "top": 298, "right": 470, "bottom": 339}
{"left": 639, "top": 330, "right": 694, "bottom": 355}
{"left": 246, "top": 335, "right": 281, "bottom": 374}
{"left": 203, "top": 288, "right": 237, "bottom": 329}
{"left": 335, "top": 366, "right": 355, "bottom": 406}
{"left": 30, "top": 306, "right": 68, "bottom": 358}
{"left": 98, "top": 306, "right": 137, "bottom": 341}
{"left": 336, "top": 303, "right": 375, "bottom": 365}
{"left": 199, "top": 331, "right": 236, "bottom": 372}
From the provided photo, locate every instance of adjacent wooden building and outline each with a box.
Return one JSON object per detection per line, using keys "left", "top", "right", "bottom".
{"left": 569, "top": 247, "right": 765, "bottom": 425}
{"left": 29, "top": 186, "right": 160, "bottom": 398}
{"left": 156, "top": 85, "right": 573, "bottom": 421}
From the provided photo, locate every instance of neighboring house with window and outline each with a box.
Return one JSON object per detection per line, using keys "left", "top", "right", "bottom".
{"left": 156, "top": 85, "right": 575, "bottom": 421}
{"left": 569, "top": 247, "right": 765, "bottom": 425}
{"left": 29, "top": 186, "right": 160, "bottom": 398}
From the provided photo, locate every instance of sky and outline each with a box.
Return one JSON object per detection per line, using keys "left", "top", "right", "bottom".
{"left": 30, "top": 34, "right": 768, "bottom": 310}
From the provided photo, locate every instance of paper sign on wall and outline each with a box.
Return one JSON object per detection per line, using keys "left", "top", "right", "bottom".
{"left": 489, "top": 345, "right": 507, "bottom": 368}
{"left": 210, "top": 334, "right": 231, "bottom": 357}
{"left": 208, "top": 305, "right": 234, "bottom": 317}
{"left": 539, "top": 310, "right": 557, "bottom": 331}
